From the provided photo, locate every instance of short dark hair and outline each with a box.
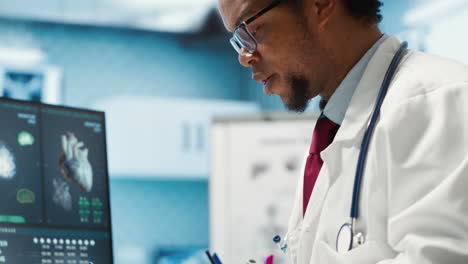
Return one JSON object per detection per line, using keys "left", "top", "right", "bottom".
{"left": 342, "top": 0, "right": 383, "bottom": 24}
{"left": 288, "top": 0, "right": 383, "bottom": 25}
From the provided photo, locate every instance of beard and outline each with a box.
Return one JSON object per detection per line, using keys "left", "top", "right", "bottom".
{"left": 284, "top": 73, "right": 311, "bottom": 113}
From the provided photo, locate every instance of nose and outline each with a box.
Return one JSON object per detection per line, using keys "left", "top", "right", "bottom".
{"left": 238, "top": 47, "right": 259, "bottom": 67}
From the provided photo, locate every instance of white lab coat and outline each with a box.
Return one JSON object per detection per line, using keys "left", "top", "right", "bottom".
{"left": 286, "top": 36, "right": 468, "bottom": 264}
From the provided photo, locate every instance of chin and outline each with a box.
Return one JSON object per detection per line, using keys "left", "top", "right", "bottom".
{"left": 282, "top": 96, "right": 310, "bottom": 113}
{"left": 276, "top": 92, "right": 288, "bottom": 102}
{"left": 278, "top": 94, "right": 290, "bottom": 104}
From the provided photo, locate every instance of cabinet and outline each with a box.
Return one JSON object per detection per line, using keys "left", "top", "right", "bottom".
{"left": 92, "top": 96, "right": 259, "bottom": 179}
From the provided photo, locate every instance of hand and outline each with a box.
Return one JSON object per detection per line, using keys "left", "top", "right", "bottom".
{"left": 58, "top": 132, "right": 93, "bottom": 192}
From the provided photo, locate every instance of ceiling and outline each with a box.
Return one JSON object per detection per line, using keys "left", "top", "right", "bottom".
{"left": 0, "top": 0, "right": 225, "bottom": 34}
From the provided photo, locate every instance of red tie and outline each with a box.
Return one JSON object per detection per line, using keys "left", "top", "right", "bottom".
{"left": 303, "top": 115, "right": 340, "bottom": 216}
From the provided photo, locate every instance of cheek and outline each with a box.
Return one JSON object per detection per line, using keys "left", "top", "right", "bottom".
{"left": 257, "top": 43, "right": 291, "bottom": 68}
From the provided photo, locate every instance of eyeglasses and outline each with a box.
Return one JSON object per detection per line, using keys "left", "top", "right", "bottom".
{"left": 230, "top": 0, "right": 283, "bottom": 54}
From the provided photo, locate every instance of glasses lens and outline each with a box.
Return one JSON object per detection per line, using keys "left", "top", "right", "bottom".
{"left": 232, "top": 24, "right": 257, "bottom": 54}
{"left": 230, "top": 38, "right": 242, "bottom": 53}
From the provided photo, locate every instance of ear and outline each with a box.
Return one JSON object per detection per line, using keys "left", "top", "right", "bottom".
{"left": 313, "top": 0, "right": 336, "bottom": 26}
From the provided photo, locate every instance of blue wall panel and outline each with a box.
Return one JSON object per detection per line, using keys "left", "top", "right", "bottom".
{"left": 110, "top": 179, "right": 208, "bottom": 264}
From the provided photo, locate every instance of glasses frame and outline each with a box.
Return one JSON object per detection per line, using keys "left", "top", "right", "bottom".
{"left": 230, "top": 0, "right": 283, "bottom": 54}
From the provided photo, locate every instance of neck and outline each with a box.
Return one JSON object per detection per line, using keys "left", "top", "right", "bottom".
{"left": 320, "top": 24, "right": 382, "bottom": 100}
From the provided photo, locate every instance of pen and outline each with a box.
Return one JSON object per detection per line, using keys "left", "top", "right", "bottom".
{"left": 205, "top": 250, "right": 216, "bottom": 264}
{"left": 273, "top": 235, "right": 288, "bottom": 253}
{"left": 265, "top": 254, "right": 274, "bottom": 264}
{"left": 213, "top": 253, "right": 223, "bottom": 264}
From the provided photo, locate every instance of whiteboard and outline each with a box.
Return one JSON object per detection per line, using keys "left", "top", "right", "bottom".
{"left": 210, "top": 113, "right": 318, "bottom": 264}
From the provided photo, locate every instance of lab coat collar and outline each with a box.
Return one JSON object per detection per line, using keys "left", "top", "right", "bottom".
{"left": 329, "top": 36, "right": 403, "bottom": 145}
{"left": 302, "top": 36, "right": 404, "bottom": 225}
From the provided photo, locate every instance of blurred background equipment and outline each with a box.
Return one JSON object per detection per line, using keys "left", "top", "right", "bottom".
{"left": 0, "top": 47, "right": 62, "bottom": 104}
{"left": 399, "top": 0, "right": 468, "bottom": 64}
{"left": 210, "top": 113, "right": 317, "bottom": 264}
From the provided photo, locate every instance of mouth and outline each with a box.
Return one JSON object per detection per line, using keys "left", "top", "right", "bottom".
{"left": 262, "top": 75, "right": 274, "bottom": 96}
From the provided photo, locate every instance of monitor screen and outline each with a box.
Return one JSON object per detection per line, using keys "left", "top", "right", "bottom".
{"left": 0, "top": 98, "right": 113, "bottom": 264}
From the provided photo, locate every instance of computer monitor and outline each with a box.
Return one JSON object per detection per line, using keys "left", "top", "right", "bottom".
{"left": 0, "top": 98, "right": 113, "bottom": 264}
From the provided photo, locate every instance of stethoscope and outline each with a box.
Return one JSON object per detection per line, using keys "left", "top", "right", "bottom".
{"left": 336, "top": 41, "right": 408, "bottom": 253}
{"left": 273, "top": 41, "right": 409, "bottom": 255}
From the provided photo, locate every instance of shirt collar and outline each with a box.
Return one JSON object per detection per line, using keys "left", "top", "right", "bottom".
{"left": 322, "top": 34, "right": 388, "bottom": 125}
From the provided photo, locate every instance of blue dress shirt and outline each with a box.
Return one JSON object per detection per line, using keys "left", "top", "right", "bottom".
{"left": 323, "top": 35, "right": 388, "bottom": 125}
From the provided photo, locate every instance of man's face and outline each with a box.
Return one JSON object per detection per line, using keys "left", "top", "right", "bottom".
{"left": 219, "top": 0, "right": 332, "bottom": 112}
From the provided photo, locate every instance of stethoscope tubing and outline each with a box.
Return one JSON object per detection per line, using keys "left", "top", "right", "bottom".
{"left": 280, "top": 41, "right": 410, "bottom": 254}
{"left": 350, "top": 41, "right": 409, "bottom": 220}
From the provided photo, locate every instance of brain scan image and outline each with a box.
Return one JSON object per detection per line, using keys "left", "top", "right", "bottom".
{"left": 0, "top": 141, "right": 16, "bottom": 180}
{"left": 18, "top": 131, "right": 34, "bottom": 146}
{"left": 53, "top": 178, "right": 72, "bottom": 211}
{"left": 58, "top": 132, "right": 93, "bottom": 192}
{"left": 17, "top": 188, "right": 35, "bottom": 204}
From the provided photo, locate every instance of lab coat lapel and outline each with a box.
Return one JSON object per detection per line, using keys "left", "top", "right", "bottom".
{"left": 300, "top": 36, "right": 404, "bottom": 247}
{"left": 320, "top": 36, "right": 404, "bottom": 184}
{"left": 330, "top": 36, "right": 403, "bottom": 146}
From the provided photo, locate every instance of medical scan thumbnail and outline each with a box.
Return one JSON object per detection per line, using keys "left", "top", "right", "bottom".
{"left": 0, "top": 102, "right": 43, "bottom": 225}
{"left": 52, "top": 177, "right": 73, "bottom": 211}
{"left": 0, "top": 141, "right": 16, "bottom": 180}
{"left": 41, "top": 107, "right": 109, "bottom": 228}
{"left": 58, "top": 132, "right": 93, "bottom": 192}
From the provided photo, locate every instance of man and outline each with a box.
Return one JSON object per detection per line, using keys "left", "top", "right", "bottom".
{"left": 218, "top": 0, "right": 468, "bottom": 263}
